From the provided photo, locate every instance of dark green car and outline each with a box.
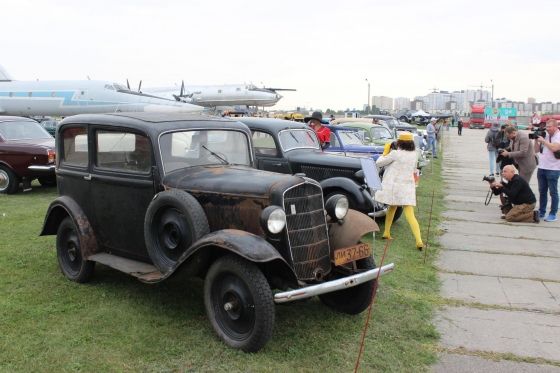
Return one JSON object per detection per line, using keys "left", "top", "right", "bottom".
{"left": 39, "top": 120, "right": 59, "bottom": 137}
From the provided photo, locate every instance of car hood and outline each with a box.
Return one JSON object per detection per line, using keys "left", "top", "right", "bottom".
{"left": 163, "top": 165, "right": 301, "bottom": 197}
{"left": 287, "top": 150, "right": 364, "bottom": 169}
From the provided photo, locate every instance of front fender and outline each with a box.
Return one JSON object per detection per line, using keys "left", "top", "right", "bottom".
{"left": 147, "top": 229, "right": 298, "bottom": 285}
{"left": 39, "top": 195, "right": 99, "bottom": 257}
{"left": 320, "top": 177, "right": 375, "bottom": 212}
{"left": 328, "top": 209, "right": 379, "bottom": 254}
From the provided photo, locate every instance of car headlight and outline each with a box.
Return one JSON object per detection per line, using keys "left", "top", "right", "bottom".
{"left": 259, "top": 206, "right": 286, "bottom": 234}
{"left": 325, "top": 194, "right": 349, "bottom": 221}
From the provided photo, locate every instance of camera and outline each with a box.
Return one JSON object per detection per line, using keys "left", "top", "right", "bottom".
{"left": 499, "top": 200, "right": 512, "bottom": 213}
{"left": 497, "top": 147, "right": 510, "bottom": 155}
{"left": 482, "top": 175, "right": 495, "bottom": 183}
{"left": 529, "top": 128, "right": 546, "bottom": 140}
{"left": 501, "top": 124, "right": 507, "bottom": 130}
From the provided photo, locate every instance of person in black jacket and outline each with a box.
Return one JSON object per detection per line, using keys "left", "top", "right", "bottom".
{"left": 490, "top": 165, "right": 539, "bottom": 223}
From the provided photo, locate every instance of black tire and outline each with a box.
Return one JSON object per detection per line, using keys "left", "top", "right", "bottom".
{"left": 144, "top": 190, "right": 210, "bottom": 273}
{"left": 38, "top": 176, "right": 57, "bottom": 187}
{"left": 0, "top": 165, "right": 20, "bottom": 194}
{"left": 319, "top": 256, "right": 376, "bottom": 315}
{"left": 56, "top": 217, "right": 95, "bottom": 283}
{"left": 204, "top": 255, "right": 275, "bottom": 352}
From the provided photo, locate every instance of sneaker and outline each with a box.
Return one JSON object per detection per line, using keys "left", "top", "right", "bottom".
{"left": 434, "top": 156, "right": 438, "bottom": 158}
{"left": 544, "top": 214, "right": 557, "bottom": 222}
{"left": 533, "top": 210, "right": 540, "bottom": 224}
{"left": 539, "top": 212, "right": 546, "bottom": 219}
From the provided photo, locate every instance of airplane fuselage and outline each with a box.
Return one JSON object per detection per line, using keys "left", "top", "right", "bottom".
{"left": 0, "top": 80, "right": 204, "bottom": 116}
{"left": 145, "top": 84, "right": 282, "bottom": 109}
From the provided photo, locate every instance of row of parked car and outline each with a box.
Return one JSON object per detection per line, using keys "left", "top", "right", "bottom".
{"left": 1, "top": 113, "right": 406, "bottom": 353}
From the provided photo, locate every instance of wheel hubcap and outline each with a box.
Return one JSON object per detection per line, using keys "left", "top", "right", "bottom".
{"left": 0, "top": 170, "right": 9, "bottom": 191}
{"left": 66, "top": 241, "right": 77, "bottom": 262}
{"left": 213, "top": 274, "right": 255, "bottom": 340}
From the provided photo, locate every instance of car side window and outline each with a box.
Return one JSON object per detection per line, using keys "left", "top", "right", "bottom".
{"left": 330, "top": 132, "right": 340, "bottom": 147}
{"left": 95, "top": 130, "right": 152, "bottom": 173}
{"left": 62, "top": 127, "right": 88, "bottom": 167}
{"left": 252, "top": 131, "right": 278, "bottom": 156}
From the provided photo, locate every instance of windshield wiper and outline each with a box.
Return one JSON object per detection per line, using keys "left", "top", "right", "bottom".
{"left": 289, "top": 132, "right": 299, "bottom": 143}
{"left": 201, "top": 145, "right": 229, "bottom": 165}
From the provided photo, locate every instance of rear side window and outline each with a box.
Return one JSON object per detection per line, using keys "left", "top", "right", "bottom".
{"left": 62, "top": 127, "right": 88, "bottom": 167}
{"left": 95, "top": 130, "right": 151, "bottom": 173}
{"left": 252, "top": 131, "right": 278, "bottom": 156}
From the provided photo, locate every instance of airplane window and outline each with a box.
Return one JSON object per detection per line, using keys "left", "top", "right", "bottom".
{"left": 9, "top": 92, "right": 13, "bottom": 97}
{"left": 28, "top": 92, "right": 33, "bottom": 97}
{"left": 113, "top": 84, "right": 127, "bottom": 91}
{"left": 236, "top": 88, "right": 241, "bottom": 91}
{"left": 51, "top": 92, "right": 56, "bottom": 97}
{"left": 218, "top": 90, "right": 222, "bottom": 93}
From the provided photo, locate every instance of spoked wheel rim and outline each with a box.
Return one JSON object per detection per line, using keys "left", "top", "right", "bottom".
{"left": 0, "top": 169, "right": 9, "bottom": 192}
{"left": 60, "top": 227, "right": 83, "bottom": 275}
{"left": 211, "top": 273, "right": 256, "bottom": 341}
{"left": 153, "top": 206, "right": 190, "bottom": 264}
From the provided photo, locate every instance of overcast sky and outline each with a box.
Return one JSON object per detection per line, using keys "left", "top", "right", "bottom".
{"left": 1, "top": 0, "right": 559, "bottom": 110}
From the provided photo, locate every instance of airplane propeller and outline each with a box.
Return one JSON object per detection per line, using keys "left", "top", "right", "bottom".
{"left": 173, "top": 81, "right": 193, "bottom": 101}
{"left": 126, "top": 79, "right": 142, "bottom": 93}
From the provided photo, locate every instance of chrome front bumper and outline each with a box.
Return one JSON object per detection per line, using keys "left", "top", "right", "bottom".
{"left": 274, "top": 263, "right": 395, "bottom": 303}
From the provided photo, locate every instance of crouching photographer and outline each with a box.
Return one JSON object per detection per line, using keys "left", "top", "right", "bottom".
{"left": 489, "top": 165, "right": 539, "bottom": 223}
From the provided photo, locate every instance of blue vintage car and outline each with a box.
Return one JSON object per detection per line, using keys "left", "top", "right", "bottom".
{"left": 324, "top": 125, "right": 384, "bottom": 161}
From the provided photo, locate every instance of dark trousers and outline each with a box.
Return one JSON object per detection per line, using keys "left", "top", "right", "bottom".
{"left": 458, "top": 125, "right": 462, "bottom": 135}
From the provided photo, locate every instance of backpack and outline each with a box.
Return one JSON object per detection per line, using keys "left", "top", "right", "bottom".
{"left": 491, "top": 131, "right": 501, "bottom": 147}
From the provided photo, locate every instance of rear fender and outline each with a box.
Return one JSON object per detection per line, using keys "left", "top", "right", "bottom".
{"left": 320, "top": 177, "right": 374, "bottom": 212}
{"left": 39, "top": 196, "right": 100, "bottom": 257}
{"left": 328, "top": 209, "right": 379, "bottom": 254}
{"left": 161, "top": 229, "right": 298, "bottom": 285}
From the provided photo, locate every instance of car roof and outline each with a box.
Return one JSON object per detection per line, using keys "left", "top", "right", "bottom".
{"left": 58, "top": 113, "right": 248, "bottom": 138}
{"left": 324, "top": 125, "right": 358, "bottom": 132}
{"left": 0, "top": 116, "right": 37, "bottom": 123}
{"left": 364, "top": 115, "right": 395, "bottom": 119}
{"left": 235, "top": 117, "right": 309, "bottom": 132}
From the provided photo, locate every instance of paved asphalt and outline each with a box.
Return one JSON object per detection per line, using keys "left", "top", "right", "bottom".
{"left": 430, "top": 126, "right": 560, "bottom": 372}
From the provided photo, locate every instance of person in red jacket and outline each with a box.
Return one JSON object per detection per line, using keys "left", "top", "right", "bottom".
{"left": 304, "top": 111, "right": 331, "bottom": 149}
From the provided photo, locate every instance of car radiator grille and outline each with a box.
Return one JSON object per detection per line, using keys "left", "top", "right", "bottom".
{"left": 283, "top": 183, "right": 331, "bottom": 280}
{"left": 300, "top": 165, "right": 355, "bottom": 182}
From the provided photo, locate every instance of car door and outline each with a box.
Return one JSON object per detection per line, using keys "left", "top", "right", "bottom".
{"left": 251, "top": 130, "right": 291, "bottom": 174}
{"left": 89, "top": 126, "right": 155, "bottom": 260}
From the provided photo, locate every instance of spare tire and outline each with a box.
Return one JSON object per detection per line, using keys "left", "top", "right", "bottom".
{"left": 144, "top": 189, "right": 210, "bottom": 273}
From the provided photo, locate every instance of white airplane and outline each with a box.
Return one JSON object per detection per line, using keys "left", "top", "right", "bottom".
{"left": 0, "top": 64, "right": 205, "bottom": 117}
{"left": 144, "top": 81, "right": 295, "bottom": 111}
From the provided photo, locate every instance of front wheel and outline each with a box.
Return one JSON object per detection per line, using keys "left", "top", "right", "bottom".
{"left": 204, "top": 255, "right": 275, "bottom": 352}
{"left": 56, "top": 217, "right": 95, "bottom": 283}
{"left": 319, "top": 256, "right": 376, "bottom": 315}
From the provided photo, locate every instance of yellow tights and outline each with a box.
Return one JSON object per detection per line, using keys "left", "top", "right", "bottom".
{"left": 382, "top": 206, "right": 423, "bottom": 247}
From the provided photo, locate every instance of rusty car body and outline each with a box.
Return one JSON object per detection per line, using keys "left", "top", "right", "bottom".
{"left": 0, "top": 116, "right": 57, "bottom": 194}
{"left": 40, "top": 112, "right": 394, "bottom": 353}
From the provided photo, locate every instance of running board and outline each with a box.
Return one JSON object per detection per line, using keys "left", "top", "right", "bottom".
{"left": 88, "top": 253, "right": 164, "bottom": 282}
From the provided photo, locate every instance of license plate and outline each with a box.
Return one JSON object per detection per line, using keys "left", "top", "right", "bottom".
{"left": 333, "top": 242, "right": 371, "bottom": 266}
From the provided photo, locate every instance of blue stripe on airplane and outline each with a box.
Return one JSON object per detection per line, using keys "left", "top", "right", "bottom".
{"left": 0, "top": 91, "right": 121, "bottom": 106}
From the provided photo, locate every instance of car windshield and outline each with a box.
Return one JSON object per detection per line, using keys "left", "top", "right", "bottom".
{"left": 370, "top": 127, "right": 393, "bottom": 139}
{"left": 278, "top": 129, "right": 320, "bottom": 151}
{"left": 0, "top": 121, "right": 52, "bottom": 140}
{"left": 159, "top": 130, "right": 251, "bottom": 173}
{"left": 383, "top": 118, "right": 399, "bottom": 127}
{"left": 337, "top": 130, "right": 363, "bottom": 145}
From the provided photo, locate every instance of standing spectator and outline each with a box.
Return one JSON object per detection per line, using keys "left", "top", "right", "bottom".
{"left": 426, "top": 118, "right": 438, "bottom": 158}
{"left": 329, "top": 114, "right": 335, "bottom": 122}
{"left": 376, "top": 132, "right": 424, "bottom": 250}
{"left": 531, "top": 112, "right": 541, "bottom": 127}
{"left": 451, "top": 116, "right": 456, "bottom": 128}
{"left": 435, "top": 120, "right": 443, "bottom": 151}
{"left": 501, "top": 126, "right": 537, "bottom": 182}
{"left": 533, "top": 119, "right": 560, "bottom": 221}
{"left": 485, "top": 122, "right": 501, "bottom": 176}
{"left": 304, "top": 111, "right": 331, "bottom": 149}
{"left": 457, "top": 117, "right": 463, "bottom": 136}
{"left": 445, "top": 117, "right": 450, "bottom": 131}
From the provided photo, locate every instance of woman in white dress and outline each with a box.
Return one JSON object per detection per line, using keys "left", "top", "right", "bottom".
{"left": 375, "top": 132, "right": 424, "bottom": 250}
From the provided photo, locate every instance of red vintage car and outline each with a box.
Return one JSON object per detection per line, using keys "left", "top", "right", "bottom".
{"left": 0, "top": 116, "right": 56, "bottom": 194}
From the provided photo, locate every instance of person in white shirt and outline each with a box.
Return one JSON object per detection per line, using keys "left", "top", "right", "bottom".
{"left": 533, "top": 119, "right": 560, "bottom": 221}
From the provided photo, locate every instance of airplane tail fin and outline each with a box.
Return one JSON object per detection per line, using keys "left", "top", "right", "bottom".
{"left": 0, "top": 64, "right": 14, "bottom": 81}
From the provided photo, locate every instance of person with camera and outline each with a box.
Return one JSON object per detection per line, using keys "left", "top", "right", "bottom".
{"left": 376, "top": 132, "right": 424, "bottom": 250}
{"left": 533, "top": 119, "right": 560, "bottom": 222}
{"left": 490, "top": 165, "right": 539, "bottom": 223}
{"left": 500, "top": 125, "right": 536, "bottom": 182}
{"left": 485, "top": 122, "right": 501, "bottom": 176}
{"left": 426, "top": 118, "right": 438, "bottom": 158}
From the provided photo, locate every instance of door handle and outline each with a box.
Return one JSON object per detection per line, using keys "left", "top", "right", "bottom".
{"left": 84, "top": 174, "right": 92, "bottom": 181}
{"left": 273, "top": 163, "right": 281, "bottom": 166}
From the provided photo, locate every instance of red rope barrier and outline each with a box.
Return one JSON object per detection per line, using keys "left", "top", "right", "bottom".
{"left": 354, "top": 237, "right": 391, "bottom": 373}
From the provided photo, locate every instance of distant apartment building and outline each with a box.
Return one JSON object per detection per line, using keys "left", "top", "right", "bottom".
{"left": 372, "top": 96, "right": 393, "bottom": 110}
{"left": 394, "top": 97, "right": 410, "bottom": 110}
{"left": 410, "top": 100, "right": 423, "bottom": 111}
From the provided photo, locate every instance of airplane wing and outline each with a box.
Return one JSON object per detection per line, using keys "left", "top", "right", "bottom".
{"left": 263, "top": 87, "right": 296, "bottom": 92}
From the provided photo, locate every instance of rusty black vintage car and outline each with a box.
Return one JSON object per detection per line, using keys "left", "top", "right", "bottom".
{"left": 40, "top": 113, "right": 394, "bottom": 352}
{"left": 236, "top": 117, "right": 403, "bottom": 222}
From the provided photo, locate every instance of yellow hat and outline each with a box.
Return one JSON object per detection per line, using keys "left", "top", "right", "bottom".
{"left": 398, "top": 132, "right": 413, "bottom": 141}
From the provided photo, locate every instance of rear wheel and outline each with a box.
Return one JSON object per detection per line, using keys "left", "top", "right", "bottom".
{"left": 38, "top": 176, "right": 57, "bottom": 187}
{"left": 319, "top": 255, "right": 376, "bottom": 315}
{"left": 56, "top": 217, "right": 95, "bottom": 283}
{"left": 204, "top": 255, "right": 275, "bottom": 352}
{"left": 0, "top": 165, "right": 20, "bottom": 194}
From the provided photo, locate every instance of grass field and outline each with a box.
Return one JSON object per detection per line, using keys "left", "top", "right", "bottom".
{"left": 0, "top": 157, "right": 444, "bottom": 373}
